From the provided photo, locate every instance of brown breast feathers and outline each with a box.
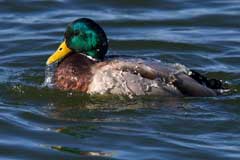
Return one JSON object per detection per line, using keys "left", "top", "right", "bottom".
{"left": 54, "top": 53, "right": 97, "bottom": 92}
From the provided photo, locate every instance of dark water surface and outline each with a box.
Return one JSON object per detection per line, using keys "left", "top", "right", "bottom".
{"left": 0, "top": 0, "right": 240, "bottom": 159}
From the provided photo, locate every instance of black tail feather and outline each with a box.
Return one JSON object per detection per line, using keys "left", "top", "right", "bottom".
{"left": 189, "top": 70, "right": 225, "bottom": 89}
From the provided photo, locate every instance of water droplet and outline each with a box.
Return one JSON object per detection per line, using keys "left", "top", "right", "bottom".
{"left": 42, "top": 64, "right": 56, "bottom": 88}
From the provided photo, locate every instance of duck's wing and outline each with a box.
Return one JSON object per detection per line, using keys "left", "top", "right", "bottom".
{"left": 105, "top": 60, "right": 165, "bottom": 79}
{"left": 104, "top": 60, "right": 217, "bottom": 97}
{"left": 172, "top": 73, "right": 217, "bottom": 97}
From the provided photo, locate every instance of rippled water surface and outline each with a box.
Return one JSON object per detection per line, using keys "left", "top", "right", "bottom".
{"left": 0, "top": 1, "right": 240, "bottom": 160}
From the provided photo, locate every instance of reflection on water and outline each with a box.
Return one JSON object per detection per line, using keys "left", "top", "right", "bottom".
{"left": 51, "top": 145, "right": 113, "bottom": 157}
{"left": 0, "top": 0, "right": 240, "bottom": 160}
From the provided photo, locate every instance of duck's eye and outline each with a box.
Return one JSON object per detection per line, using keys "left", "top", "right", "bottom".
{"left": 74, "top": 30, "right": 80, "bottom": 36}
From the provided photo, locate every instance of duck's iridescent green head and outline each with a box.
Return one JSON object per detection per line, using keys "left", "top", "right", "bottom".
{"left": 47, "top": 18, "right": 108, "bottom": 65}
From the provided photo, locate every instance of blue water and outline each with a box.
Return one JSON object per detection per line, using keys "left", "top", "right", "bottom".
{"left": 0, "top": 0, "right": 240, "bottom": 159}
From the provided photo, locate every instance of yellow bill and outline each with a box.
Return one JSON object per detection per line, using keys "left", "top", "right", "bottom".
{"left": 46, "top": 40, "right": 72, "bottom": 65}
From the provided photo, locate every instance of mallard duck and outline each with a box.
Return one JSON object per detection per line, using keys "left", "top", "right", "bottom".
{"left": 46, "top": 18, "right": 224, "bottom": 97}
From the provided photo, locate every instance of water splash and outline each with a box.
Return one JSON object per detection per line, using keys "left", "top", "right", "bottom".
{"left": 42, "top": 64, "right": 56, "bottom": 88}
{"left": 171, "top": 63, "right": 190, "bottom": 75}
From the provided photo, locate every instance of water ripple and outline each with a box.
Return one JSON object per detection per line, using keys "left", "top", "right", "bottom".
{"left": 0, "top": 0, "right": 239, "bottom": 159}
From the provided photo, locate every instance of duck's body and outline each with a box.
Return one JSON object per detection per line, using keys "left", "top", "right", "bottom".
{"left": 54, "top": 53, "right": 218, "bottom": 97}
{"left": 47, "top": 18, "right": 224, "bottom": 97}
